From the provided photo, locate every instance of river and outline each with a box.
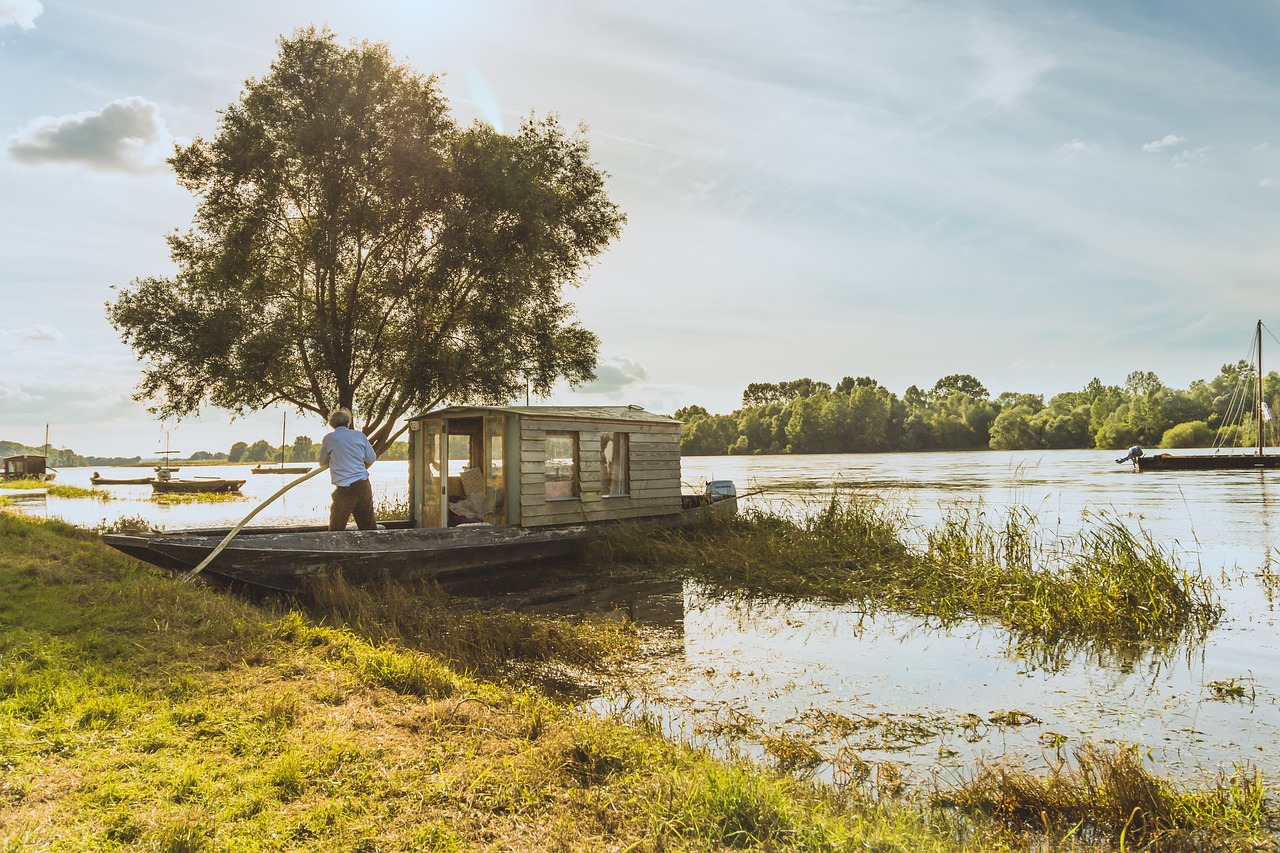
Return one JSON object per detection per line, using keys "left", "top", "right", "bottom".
{"left": 11, "top": 449, "right": 1280, "bottom": 787}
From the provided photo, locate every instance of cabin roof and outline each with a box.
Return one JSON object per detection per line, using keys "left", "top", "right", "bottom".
{"left": 410, "top": 405, "right": 679, "bottom": 426}
{"left": 3, "top": 455, "right": 46, "bottom": 463}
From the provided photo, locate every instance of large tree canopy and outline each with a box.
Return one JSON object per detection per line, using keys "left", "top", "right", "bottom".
{"left": 108, "top": 28, "right": 625, "bottom": 452}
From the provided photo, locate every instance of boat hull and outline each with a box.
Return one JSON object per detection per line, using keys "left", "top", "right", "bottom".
{"left": 251, "top": 466, "right": 312, "bottom": 475}
{"left": 102, "top": 502, "right": 729, "bottom": 591}
{"left": 105, "top": 521, "right": 604, "bottom": 590}
{"left": 91, "top": 476, "right": 154, "bottom": 485}
{"left": 1136, "top": 453, "right": 1280, "bottom": 471}
{"left": 151, "top": 479, "right": 246, "bottom": 494}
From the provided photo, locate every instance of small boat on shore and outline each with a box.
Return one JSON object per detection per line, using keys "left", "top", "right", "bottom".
{"left": 251, "top": 414, "right": 311, "bottom": 474}
{"left": 106, "top": 406, "right": 734, "bottom": 589}
{"left": 151, "top": 477, "right": 246, "bottom": 494}
{"left": 251, "top": 464, "right": 312, "bottom": 474}
{"left": 91, "top": 473, "right": 155, "bottom": 485}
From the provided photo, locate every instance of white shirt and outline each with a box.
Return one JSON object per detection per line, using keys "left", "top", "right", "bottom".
{"left": 319, "top": 426, "right": 376, "bottom": 486}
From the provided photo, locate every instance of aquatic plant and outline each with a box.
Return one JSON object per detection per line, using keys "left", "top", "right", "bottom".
{"left": 0, "top": 479, "right": 111, "bottom": 500}
{"left": 587, "top": 491, "right": 1222, "bottom": 662}
{"left": 936, "top": 743, "right": 1275, "bottom": 851}
{"left": 149, "top": 491, "right": 246, "bottom": 505}
{"left": 373, "top": 493, "right": 410, "bottom": 521}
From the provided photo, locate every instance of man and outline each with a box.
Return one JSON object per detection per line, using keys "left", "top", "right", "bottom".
{"left": 318, "top": 408, "right": 378, "bottom": 531}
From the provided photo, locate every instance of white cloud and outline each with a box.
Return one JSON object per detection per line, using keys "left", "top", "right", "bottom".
{"left": 1143, "top": 134, "right": 1185, "bottom": 152}
{"left": 1171, "top": 146, "right": 1210, "bottom": 168}
{"left": 579, "top": 355, "right": 650, "bottom": 396}
{"left": 1057, "top": 139, "right": 1099, "bottom": 158}
{"left": 2, "top": 324, "right": 64, "bottom": 342}
{"left": 0, "top": 0, "right": 41, "bottom": 30}
{"left": 7, "top": 97, "right": 174, "bottom": 173}
{"left": 1262, "top": 178, "right": 1277, "bottom": 189}
{"left": 0, "top": 382, "right": 38, "bottom": 402}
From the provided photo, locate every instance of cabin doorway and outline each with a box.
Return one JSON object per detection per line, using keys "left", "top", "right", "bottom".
{"left": 423, "top": 416, "right": 506, "bottom": 528}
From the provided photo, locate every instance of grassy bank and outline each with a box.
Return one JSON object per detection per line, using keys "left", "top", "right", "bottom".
{"left": 1, "top": 511, "right": 1271, "bottom": 851}
{"left": 588, "top": 492, "right": 1222, "bottom": 663}
{"left": 0, "top": 478, "right": 111, "bottom": 500}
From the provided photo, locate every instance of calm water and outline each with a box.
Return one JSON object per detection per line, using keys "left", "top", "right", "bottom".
{"left": 12, "top": 450, "right": 1280, "bottom": 785}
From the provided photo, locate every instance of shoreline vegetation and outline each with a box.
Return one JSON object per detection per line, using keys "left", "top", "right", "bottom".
{"left": 587, "top": 492, "right": 1222, "bottom": 666}
{"left": 677, "top": 369, "right": 1280, "bottom": 456}
{"left": 3, "top": 493, "right": 1274, "bottom": 849}
{"left": 6, "top": 361, "right": 1277, "bottom": 469}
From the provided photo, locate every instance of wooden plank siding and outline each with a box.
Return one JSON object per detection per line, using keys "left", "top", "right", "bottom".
{"left": 516, "top": 422, "right": 681, "bottom": 528}
{"left": 408, "top": 406, "right": 684, "bottom": 530}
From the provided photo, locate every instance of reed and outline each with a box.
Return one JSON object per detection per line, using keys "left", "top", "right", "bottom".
{"left": 935, "top": 743, "right": 1274, "bottom": 851}
{"left": 373, "top": 492, "right": 410, "bottom": 521}
{"left": 588, "top": 491, "right": 1221, "bottom": 658}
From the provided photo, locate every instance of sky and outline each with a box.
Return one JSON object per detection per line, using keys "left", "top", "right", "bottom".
{"left": 3, "top": 0, "right": 1280, "bottom": 457}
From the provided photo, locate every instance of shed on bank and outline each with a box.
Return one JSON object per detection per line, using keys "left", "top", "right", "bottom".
{"left": 2, "top": 455, "right": 48, "bottom": 481}
{"left": 406, "top": 406, "right": 682, "bottom": 529}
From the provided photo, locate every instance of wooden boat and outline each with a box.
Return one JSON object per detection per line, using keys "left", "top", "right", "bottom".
{"left": 252, "top": 414, "right": 311, "bottom": 474}
{"left": 91, "top": 472, "right": 155, "bottom": 485}
{"left": 1136, "top": 320, "right": 1280, "bottom": 471}
{"left": 151, "top": 477, "right": 246, "bottom": 494}
{"left": 105, "top": 405, "right": 735, "bottom": 589}
{"left": 252, "top": 464, "right": 312, "bottom": 474}
{"left": 104, "top": 498, "right": 727, "bottom": 591}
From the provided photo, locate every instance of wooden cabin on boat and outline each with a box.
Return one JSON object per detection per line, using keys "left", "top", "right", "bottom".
{"left": 2, "top": 455, "right": 49, "bottom": 482}
{"left": 406, "top": 406, "right": 682, "bottom": 529}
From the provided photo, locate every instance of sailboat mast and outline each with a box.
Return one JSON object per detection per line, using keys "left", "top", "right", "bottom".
{"left": 1259, "top": 319, "right": 1266, "bottom": 456}
{"left": 280, "top": 413, "right": 286, "bottom": 467}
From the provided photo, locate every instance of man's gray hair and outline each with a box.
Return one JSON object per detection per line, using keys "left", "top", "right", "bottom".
{"left": 328, "top": 408, "right": 353, "bottom": 428}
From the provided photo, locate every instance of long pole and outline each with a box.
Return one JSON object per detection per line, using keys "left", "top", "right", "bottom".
{"left": 183, "top": 465, "right": 328, "bottom": 583}
{"left": 182, "top": 419, "right": 410, "bottom": 583}
{"left": 1259, "top": 319, "right": 1265, "bottom": 456}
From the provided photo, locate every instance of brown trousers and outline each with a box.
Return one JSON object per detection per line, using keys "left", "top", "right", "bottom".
{"left": 329, "top": 478, "right": 376, "bottom": 531}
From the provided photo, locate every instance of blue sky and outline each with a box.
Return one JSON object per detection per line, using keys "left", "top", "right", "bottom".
{"left": 3, "top": 0, "right": 1280, "bottom": 456}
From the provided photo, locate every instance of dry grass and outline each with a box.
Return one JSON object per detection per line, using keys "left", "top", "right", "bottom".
{"left": 936, "top": 743, "right": 1276, "bottom": 851}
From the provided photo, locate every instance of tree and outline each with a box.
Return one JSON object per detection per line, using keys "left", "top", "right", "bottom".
{"left": 228, "top": 441, "right": 249, "bottom": 463}
{"left": 931, "top": 374, "right": 988, "bottom": 401}
{"left": 246, "top": 439, "right": 276, "bottom": 462}
{"left": 290, "top": 435, "right": 316, "bottom": 463}
{"left": 107, "top": 28, "right": 625, "bottom": 453}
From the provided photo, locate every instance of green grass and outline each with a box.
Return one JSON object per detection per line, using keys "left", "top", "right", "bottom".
{"left": 588, "top": 492, "right": 1222, "bottom": 663}
{"left": 0, "top": 509, "right": 1269, "bottom": 852}
{"left": 1, "top": 479, "right": 111, "bottom": 500}
{"left": 150, "top": 490, "right": 247, "bottom": 504}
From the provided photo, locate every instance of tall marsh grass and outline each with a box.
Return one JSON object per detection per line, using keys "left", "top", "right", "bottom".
{"left": 936, "top": 743, "right": 1275, "bottom": 851}
{"left": 588, "top": 491, "right": 1221, "bottom": 662}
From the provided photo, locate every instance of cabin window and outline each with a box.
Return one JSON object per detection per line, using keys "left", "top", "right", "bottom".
{"left": 544, "top": 431, "right": 579, "bottom": 500}
{"left": 599, "top": 432, "right": 629, "bottom": 496}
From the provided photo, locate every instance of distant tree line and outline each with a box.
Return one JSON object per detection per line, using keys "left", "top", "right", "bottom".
{"left": 189, "top": 437, "right": 410, "bottom": 463}
{"left": 676, "top": 364, "right": 1280, "bottom": 455}
{"left": 0, "top": 437, "right": 409, "bottom": 466}
{"left": 0, "top": 440, "right": 141, "bottom": 468}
